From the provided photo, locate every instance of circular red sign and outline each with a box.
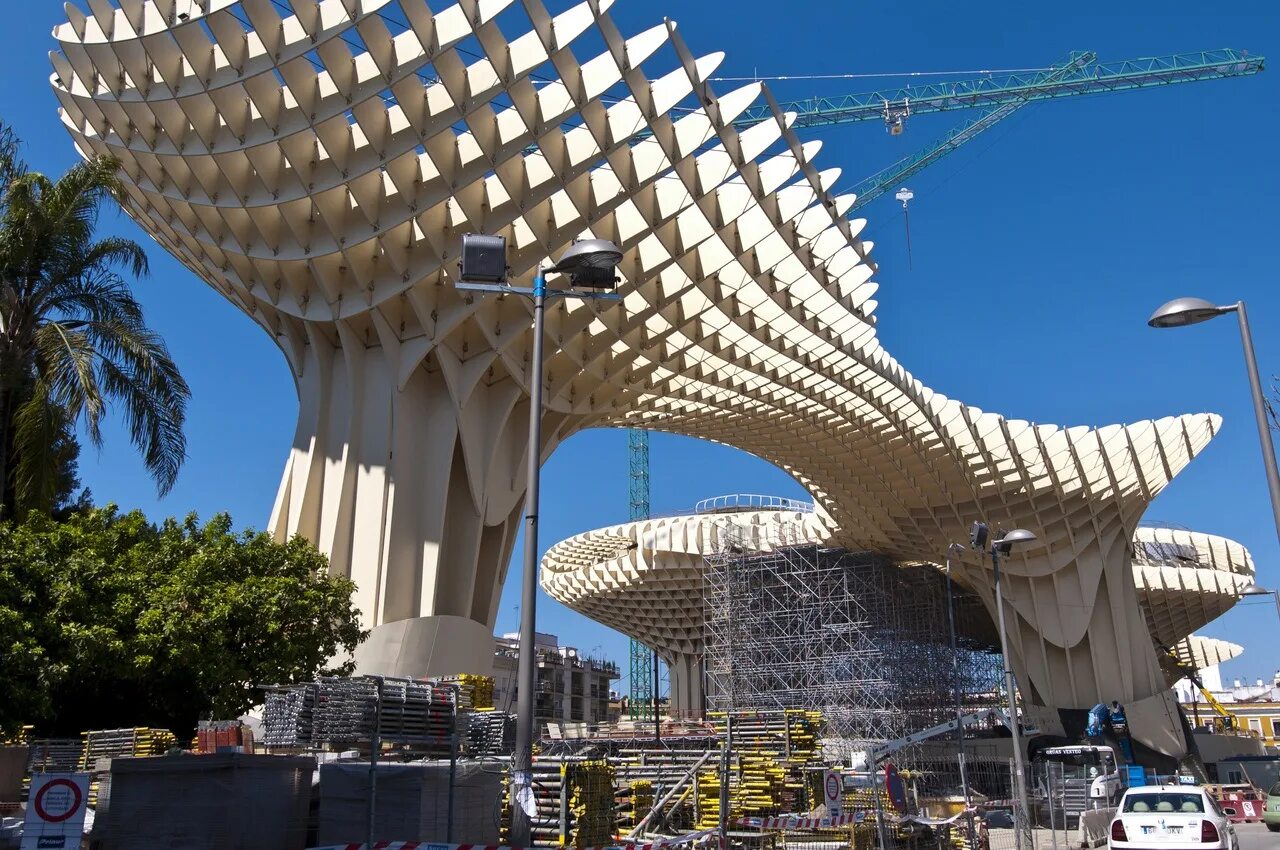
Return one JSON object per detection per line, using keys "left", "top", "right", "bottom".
{"left": 825, "top": 772, "right": 840, "bottom": 801}
{"left": 884, "top": 762, "right": 907, "bottom": 813}
{"left": 33, "top": 778, "right": 82, "bottom": 823}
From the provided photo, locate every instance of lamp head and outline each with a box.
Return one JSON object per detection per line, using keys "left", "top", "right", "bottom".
{"left": 550, "top": 239, "right": 623, "bottom": 288}
{"left": 1147, "top": 297, "right": 1232, "bottom": 329}
{"left": 993, "top": 528, "right": 1037, "bottom": 555}
{"left": 1239, "top": 582, "right": 1273, "bottom": 597}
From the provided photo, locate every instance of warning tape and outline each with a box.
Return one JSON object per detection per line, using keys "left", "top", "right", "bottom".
{"left": 308, "top": 829, "right": 720, "bottom": 850}
{"left": 736, "top": 809, "right": 986, "bottom": 831}
{"left": 735, "top": 814, "right": 867, "bottom": 829}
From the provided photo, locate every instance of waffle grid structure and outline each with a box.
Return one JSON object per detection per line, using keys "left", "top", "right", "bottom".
{"left": 51, "top": 0, "right": 1233, "bottom": 752}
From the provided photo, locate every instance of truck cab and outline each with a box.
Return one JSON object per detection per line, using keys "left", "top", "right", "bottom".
{"left": 1038, "top": 745, "right": 1123, "bottom": 816}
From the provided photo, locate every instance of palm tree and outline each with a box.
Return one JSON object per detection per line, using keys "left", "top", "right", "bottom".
{"left": 0, "top": 126, "right": 189, "bottom": 513}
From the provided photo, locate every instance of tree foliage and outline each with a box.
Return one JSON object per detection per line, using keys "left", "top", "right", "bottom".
{"left": 0, "top": 507, "right": 365, "bottom": 736}
{"left": 0, "top": 124, "right": 188, "bottom": 515}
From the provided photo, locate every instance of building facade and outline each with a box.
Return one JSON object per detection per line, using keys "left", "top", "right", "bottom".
{"left": 1178, "top": 671, "right": 1280, "bottom": 748}
{"left": 491, "top": 633, "right": 618, "bottom": 728}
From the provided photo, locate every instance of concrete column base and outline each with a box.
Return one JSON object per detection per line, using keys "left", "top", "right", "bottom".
{"left": 666, "top": 652, "right": 705, "bottom": 719}
{"left": 352, "top": 615, "right": 495, "bottom": 678}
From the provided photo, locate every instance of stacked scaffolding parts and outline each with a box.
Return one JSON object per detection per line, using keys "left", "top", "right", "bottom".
{"left": 704, "top": 517, "right": 1003, "bottom": 762}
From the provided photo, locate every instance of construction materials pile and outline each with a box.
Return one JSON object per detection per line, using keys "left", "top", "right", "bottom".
{"left": 695, "top": 709, "right": 823, "bottom": 826}
{"left": 262, "top": 683, "right": 318, "bottom": 747}
{"left": 438, "top": 674, "right": 495, "bottom": 710}
{"left": 195, "top": 720, "right": 254, "bottom": 753}
{"left": 466, "top": 710, "right": 515, "bottom": 756}
{"left": 78, "top": 727, "right": 179, "bottom": 806}
{"left": 80, "top": 727, "right": 178, "bottom": 766}
{"left": 262, "top": 676, "right": 460, "bottom": 755}
{"left": 565, "top": 760, "right": 615, "bottom": 847}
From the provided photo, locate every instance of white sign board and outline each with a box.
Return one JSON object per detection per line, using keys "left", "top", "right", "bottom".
{"left": 21, "top": 773, "right": 90, "bottom": 850}
{"left": 822, "top": 770, "right": 842, "bottom": 818}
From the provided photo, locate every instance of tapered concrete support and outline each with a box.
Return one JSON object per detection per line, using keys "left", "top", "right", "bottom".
{"left": 353, "top": 615, "right": 497, "bottom": 678}
{"left": 664, "top": 652, "right": 706, "bottom": 719}
{"left": 266, "top": 335, "right": 576, "bottom": 674}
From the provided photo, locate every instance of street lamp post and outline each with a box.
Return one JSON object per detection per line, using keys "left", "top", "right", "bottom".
{"left": 971, "top": 523, "right": 1038, "bottom": 850}
{"left": 458, "top": 235, "right": 623, "bottom": 849}
{"left": 1148, "top": 297, "right": 1280, "bottom": 546}
{"left": 1239, "top": 582, "right": 1280, "bottom": 623}
{"left": 945, "top": 541, "right": 977, "bottom": 850}
{"left": 943, "top": 542, "right": 971, "bottom": 806}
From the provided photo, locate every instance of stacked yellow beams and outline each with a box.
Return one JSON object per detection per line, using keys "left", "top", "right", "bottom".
{"left": 79, "top": 727, "right": 178, "bottom": 806}
{"left": 437, "top": 674, "right": 495, "bottom": 710}
{"left": 565, "top": 760, "right": 616, "bottom": 847}
{"left": 701, "top": 709, "right": 825, "bottom": 822}
{"left": 1, "top": 727, "right": 32, "bottom": 746}
{"left": 617, "top": 779, "right": 653, "bottom": 833}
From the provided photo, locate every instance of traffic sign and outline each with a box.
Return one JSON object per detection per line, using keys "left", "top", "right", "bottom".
{"left": 21, "top": 773, "right": 90, "bottom": 850}
{"left": 884, "top": 763, "right": 907, "bottom": 813}
{"left": 822, "top": 770, "right": 842, "bottom": 817}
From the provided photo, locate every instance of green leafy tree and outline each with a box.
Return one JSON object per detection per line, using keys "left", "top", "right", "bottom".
{"left": 0, "top": 125, "right": 189, "bottom": 514}
{"left": 0, "top": 507, "right": 365, "bottom": 736}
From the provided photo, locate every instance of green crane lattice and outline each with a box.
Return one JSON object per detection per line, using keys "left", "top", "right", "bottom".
{"left": 627, "top": 428, "right": 654, "bottom": 721}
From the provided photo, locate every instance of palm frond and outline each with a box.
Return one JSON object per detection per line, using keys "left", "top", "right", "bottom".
{"left": 11, "top": 384, "right": 70, "bottom": 512}
{"left": 0, "top": 122, "right": 26, "bottom": 198}
{"left": 42, "top": 268, "right": 143, "bottom": 327}
{"left": 32, "top": 322, "right": 104, "bottom": 447}
{"left": 96, "top": 352, "right": 187, "bottom": 495}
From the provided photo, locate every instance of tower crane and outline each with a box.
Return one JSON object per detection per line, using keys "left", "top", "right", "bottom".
{"left": 625, "top": 47, "right": 1262, "bottom": 719}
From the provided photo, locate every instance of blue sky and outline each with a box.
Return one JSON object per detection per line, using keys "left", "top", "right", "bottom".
{"left": 2, "top": 0, "right": 1278, "bottom": 694}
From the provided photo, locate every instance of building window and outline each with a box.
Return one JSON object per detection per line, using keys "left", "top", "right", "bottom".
{"left": 1248, "top": 717, "right": 1262, "bottom": 734}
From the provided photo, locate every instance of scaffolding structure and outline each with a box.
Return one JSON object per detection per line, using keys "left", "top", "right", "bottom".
{"left": 703, "top": 517, "right": 1003, "bottom": 761}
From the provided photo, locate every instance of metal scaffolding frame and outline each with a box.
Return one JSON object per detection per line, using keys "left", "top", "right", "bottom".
{"left": 703, "top": 516, "right": 1003, "bottom": 761}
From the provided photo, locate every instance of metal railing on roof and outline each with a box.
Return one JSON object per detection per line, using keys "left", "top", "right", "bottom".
{"left": 693, "top": 494, "right": 815, "bottom": 515}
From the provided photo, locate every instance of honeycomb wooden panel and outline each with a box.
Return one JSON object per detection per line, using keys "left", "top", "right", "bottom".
{"left": 52, "top": 0, "right": 1225, "bottom": 720}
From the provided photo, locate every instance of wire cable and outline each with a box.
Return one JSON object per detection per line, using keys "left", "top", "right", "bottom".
{"left": 709, "top": 67, "right": 1055, "bottom": 83}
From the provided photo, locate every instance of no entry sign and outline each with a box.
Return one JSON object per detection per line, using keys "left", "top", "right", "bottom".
{"left": 822, "top": 770, "right": 842, "bottom": 817}
{"left": 884, "top": 763, "right": 907, "bottom": 813}
{"left": 22, "top": 773, "right": 90, "bottom": 850}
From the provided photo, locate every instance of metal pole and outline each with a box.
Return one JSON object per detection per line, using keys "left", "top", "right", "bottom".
{"left": 945, "top": 550, "right": 970, "bottom": 807}
{"left": 367, "top": 675, "right": 383, "bottom": 850}
{"left": 653, "top": 650, "right": 661, "bottom": 742}
{"left": 871, "top": 761, "right": 891, "bottom": 850}
{"left": 718, "top": 714, "right": 732, "bottom": 850}
{"left": 992, "top": 547, "right": 1032, "bottom": 850}
{"left": 448, "top": 689, "right": 458, "bottom": 842}
{"left": 1232, "top": 301, "right": 1280, "bottom": 546}
{"left": 946, "top": 548, "right": 977, "bottom": 850}
{"left": 1046, "top": 762, "right": 1059, "bottom": 850}
{"left": 511, "top": 266, "right": 548, "bottom": 849}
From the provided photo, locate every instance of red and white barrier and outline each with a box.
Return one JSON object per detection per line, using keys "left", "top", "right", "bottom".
{"left": 309, "top": 828, "right": 720, "bottom": 850}
{"left": 1220, "top": 793, "right": 1264, "bottom": 823}
{"left": 735, "top": 813, "right": 867, "bottom": 829}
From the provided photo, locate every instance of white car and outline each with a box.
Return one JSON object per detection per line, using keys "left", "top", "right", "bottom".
{"left": 1109, "top": 786, "right": 1238, "bottom": 850}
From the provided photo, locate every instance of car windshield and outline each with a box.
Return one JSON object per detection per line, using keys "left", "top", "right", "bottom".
{"left": 1123, "top": 793, "right": 1205, "bottom": 814}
